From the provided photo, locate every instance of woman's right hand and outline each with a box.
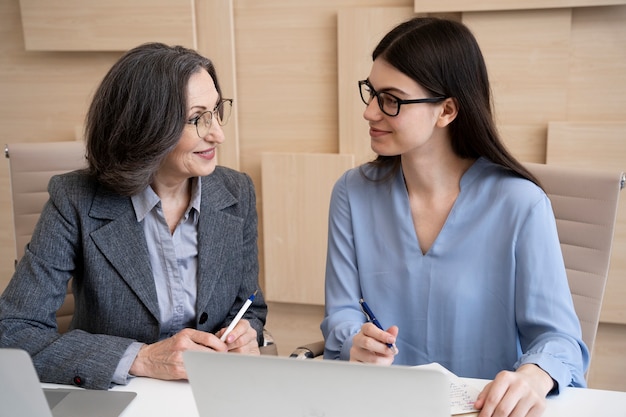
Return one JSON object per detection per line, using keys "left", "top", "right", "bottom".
{"left": 129, "top": 328, "right": 227, "bottom": 380}
{"left": 349, "top": 323, "right": 399, "bottom": 365}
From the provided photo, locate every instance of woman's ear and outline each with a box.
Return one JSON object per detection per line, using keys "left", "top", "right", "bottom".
{"left": 436, "top": 97, "right": 458, "bottom": 128}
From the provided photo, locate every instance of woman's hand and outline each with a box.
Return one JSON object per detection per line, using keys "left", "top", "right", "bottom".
{"left": 129, "top": 328, "right": 227, "bottom": 380}
{"left": 349, "top": 322, "right": 399, "bottom": 365}
{"left": 474, "top": 364, "right": 554, "bottom": 417}
{"left": 215, "top": 319, "right": 260, "bottom": 355}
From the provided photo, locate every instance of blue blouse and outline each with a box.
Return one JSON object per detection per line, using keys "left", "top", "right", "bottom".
{"left": 321, "top": 158, "right": 588, "bottom": 390}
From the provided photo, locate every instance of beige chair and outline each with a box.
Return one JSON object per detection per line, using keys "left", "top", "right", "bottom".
{"left": 526, "top": 162, "right": 624, "bottom": 364}
{"left": 292, "top": 162, "right": 625, "bottom": 376}
{"left": 5, "top": 141, "right": 87, "bottom": 333}
{"left": 5, "top": 140, "right": 278, "bottom": 354}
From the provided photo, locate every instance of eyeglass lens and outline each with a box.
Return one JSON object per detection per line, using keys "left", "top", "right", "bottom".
{"left": 359, "top": 81, "right": 400, "bottom": 116}
{"left": 196, "top": 99, "right": 233, "bottom": 137}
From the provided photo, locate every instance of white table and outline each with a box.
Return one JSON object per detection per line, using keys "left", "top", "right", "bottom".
{"left": 44, "top": 376, "right": 626, "bottom": 417}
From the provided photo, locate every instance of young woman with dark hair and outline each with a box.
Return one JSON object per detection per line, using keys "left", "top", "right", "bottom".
{"left": 321, "top": 17, "right": 586, "bottom": 417}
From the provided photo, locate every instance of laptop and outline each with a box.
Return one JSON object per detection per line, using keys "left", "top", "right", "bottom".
{"left": 0, "top": 348, "right": 137, "bottom": 417}
{"left": 183, "top": 351, "right": 451, "bottom": 417}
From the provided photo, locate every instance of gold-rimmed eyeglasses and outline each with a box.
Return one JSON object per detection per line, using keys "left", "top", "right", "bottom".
{"left": 187, "top": 98, "right": 233, "bottom": 138}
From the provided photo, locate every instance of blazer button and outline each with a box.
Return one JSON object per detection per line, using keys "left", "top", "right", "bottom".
{"left": 73, "top": 375, "right": 85, "bottom": 386}
{"left": 199, "top": 312, "right": 208, "bottom": 324}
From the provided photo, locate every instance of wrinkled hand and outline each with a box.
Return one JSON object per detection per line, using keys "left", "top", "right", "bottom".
{"left": 129, "top": 328, "right": 227, "bottom": 380}
{"left": 474, "top": 364, "right": 554, "bottom": 417}
{"left": 349, "top": 323, "right": 399, "bottom": 365}
{"left": 215, "top": 319, "right": 260, "bottom": 355}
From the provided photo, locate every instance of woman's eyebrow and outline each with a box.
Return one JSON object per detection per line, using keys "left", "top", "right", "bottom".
{"left": 367, "top": 79, "right": 409, "bottom": 96}
{"left": 189, "top": 104, "right": 208, "bottom": 112}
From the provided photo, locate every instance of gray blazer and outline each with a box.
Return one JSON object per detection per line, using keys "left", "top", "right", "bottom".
{"left": 0, "top": 166, "right": 267, "bottom": 390}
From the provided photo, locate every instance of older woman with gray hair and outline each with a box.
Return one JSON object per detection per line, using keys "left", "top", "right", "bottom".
{"left": 0, "top": 42, "right": 267, "bottom": 390}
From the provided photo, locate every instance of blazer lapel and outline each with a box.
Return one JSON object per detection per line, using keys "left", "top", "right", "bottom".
{"left": 196, "top": 174, "right": 240, "bottom": 313}
{"left": 88, "top": 186, "right": 160, "bottom": 321}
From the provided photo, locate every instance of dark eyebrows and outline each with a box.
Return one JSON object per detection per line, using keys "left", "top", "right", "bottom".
{"left": 366, "top": 78, "right": 410, "bottom": 97}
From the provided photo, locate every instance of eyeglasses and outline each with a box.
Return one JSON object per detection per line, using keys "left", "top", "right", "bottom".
{"left": 187, "top": 98, "right": 233, "bottom": 138}
{"left": 358, "top": 80, "right": 446, "bottom": 117}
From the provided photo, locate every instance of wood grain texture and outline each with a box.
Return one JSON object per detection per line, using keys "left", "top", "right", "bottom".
{"left": 463, "top": 9, "right": 572, "bottom": 163}
{"left": 262, "top": 152, "right": 354, "bottom": 305}
{"left": 19, "top": 0, "right": 196, "bottom": 51}
{"left": 567, "top": 6, "right": 626, "bottom": 122}
{"left": 414, "top": 0, "right": 626, "bottom": 13}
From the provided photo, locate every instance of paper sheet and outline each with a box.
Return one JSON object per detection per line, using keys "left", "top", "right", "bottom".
{"left": 414, "top": 363, "right": 481, "bottom": 415}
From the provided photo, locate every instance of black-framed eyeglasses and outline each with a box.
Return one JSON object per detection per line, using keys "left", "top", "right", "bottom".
{"left": 358, "top": 80, "right": 446, "bottom": 117}
{"left": 187, "top": 98, "right": 233, "bottom": 138}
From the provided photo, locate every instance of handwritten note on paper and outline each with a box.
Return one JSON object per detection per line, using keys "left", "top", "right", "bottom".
{"left": 413, "top": 363, "right": 481, "bottom": 415}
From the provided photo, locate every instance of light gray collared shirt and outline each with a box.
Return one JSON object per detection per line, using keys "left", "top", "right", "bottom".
{"left": 112, "top": 177, "right": 202, "bottom": 385}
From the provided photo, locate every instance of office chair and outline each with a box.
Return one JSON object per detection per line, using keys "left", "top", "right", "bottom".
{"left": 5, "top": 141, "right": 87, "bottom": 333}
{"left": 291, "top": 162, "right": 625, "bottom": 376}
{"left": 5, "top": 141, "right": 278, "bottom": 354}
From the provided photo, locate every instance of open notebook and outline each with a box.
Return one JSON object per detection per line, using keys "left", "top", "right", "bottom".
{"left": 184, "top": 351, "right": 452, "bottom": 417}
{"left": 0, "top": 348, "right": 136, "bottom": 417}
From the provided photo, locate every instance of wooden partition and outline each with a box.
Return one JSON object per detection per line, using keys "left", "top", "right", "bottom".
{"left": 463, "top": 9, "right": 572, "bottom": 163}
{"left": 262, "top": 152, "right": 354, "bottom": 304}
{"left": 413, "top": 0, "right": 626, "bottom": 13}
{"left": 19, "top": 0, "right": 197, "bottom": 51}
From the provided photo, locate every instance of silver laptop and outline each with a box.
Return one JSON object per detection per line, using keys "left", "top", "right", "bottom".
{"left": 184, "top": 351, "right": 450, "bottom": 417}
{"left": 0, "top": 348, "right": 136, "bottom": 417}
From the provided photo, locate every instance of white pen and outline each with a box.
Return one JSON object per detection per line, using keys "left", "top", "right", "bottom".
{"left": 220, "top": 290, "right": 258, "bottom": 342}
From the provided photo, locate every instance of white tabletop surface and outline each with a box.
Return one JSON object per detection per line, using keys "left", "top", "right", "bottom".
{"left": 44, "top": 375, "right": 626, "bottom": 417}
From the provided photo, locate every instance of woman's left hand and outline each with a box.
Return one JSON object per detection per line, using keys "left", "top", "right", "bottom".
{"left": 216, "top": 319, "right": 260, "bottom": 355}
{"left": 473, "top": 364, "right": 554, "bottom": 417}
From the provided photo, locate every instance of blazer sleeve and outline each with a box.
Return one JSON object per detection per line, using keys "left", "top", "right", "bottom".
{"left": 0, "top": 173, "right": 136, "bottom": 390}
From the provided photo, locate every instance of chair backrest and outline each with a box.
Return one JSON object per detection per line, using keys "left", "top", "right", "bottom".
{"left": 525, "top": 162, "right": 624, "bottom": 366}
{"left": 5, "top": 141, "right": 87, "bottom": 333}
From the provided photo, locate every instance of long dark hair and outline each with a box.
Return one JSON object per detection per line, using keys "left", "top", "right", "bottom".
{"left": 363, "top": 17, "right": 539, "bottom": 186}
{"left": 85, "top": 42, "right": 222, "bottom": 196}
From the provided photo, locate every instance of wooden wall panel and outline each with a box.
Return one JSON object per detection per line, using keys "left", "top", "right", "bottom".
{"left": 498, "top": 125, "right": 548, "bottom": 163}
{"left": 337, "top": 7, "right": 416, "bottom": 166}
{"left": 262, "top": 152, "right": 354, "bottom": 305}
{"left": 19, "top": 0, "right": 196, "bottom": 51}
{"left": 587, "top": 323, "right": 626, "bottom": 391}
{"left": 414, "top": 0, "right": 626, "bottom": 13}
{"left": 463, "top": 9, "right": 572, "bottom": 163}
{"left": 567, "top": 6, "right": 626, "bottom": 121}
{"left": 547, "top": 122, "right": 626, "bottom": 324}
{"left": 195, "top": 0, "right": 239, "bottom": 170}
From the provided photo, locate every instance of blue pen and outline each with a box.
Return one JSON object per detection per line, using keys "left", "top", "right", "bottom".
{"left": 359, "top": 298, "right": 398, "bottom": 353}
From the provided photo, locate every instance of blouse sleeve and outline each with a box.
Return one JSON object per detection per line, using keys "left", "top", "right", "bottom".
{"left": 320, "top": 172, "right": 366, "bottom": 360}
{"left": 513, "top": 194, "right": 589, "bottom": 391}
